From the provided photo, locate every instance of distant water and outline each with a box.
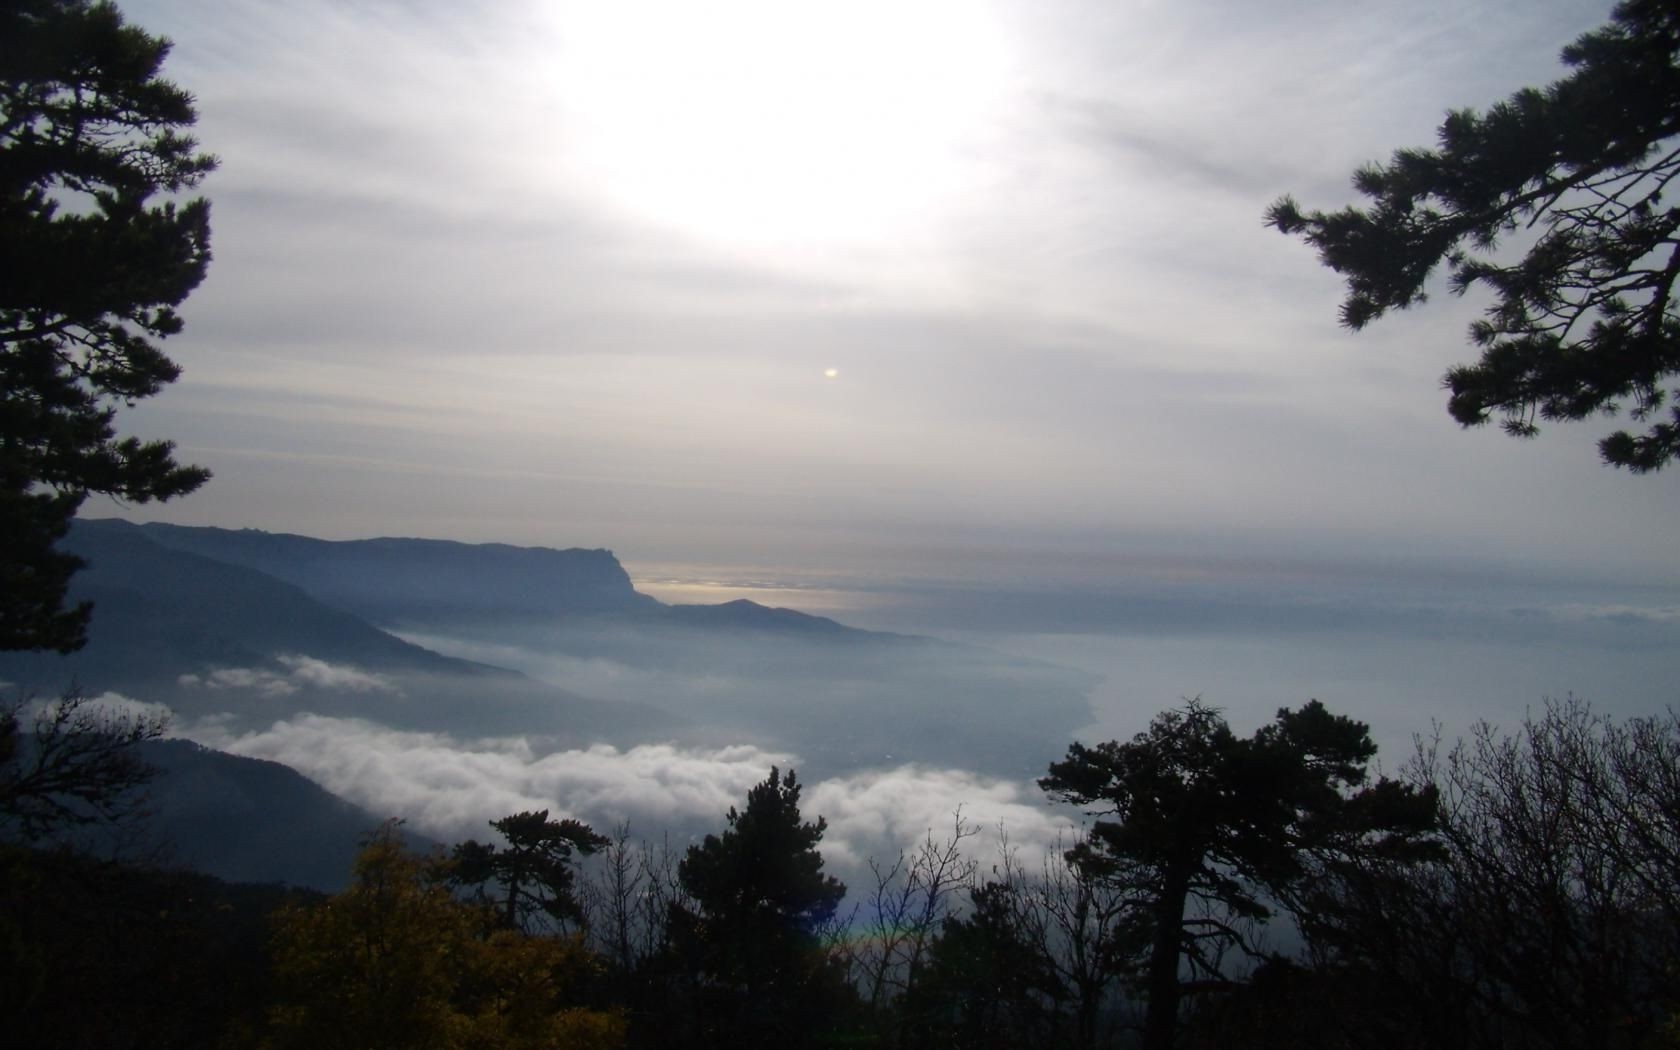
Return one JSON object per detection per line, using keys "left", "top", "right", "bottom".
{"left": 628, "top": 559, "right": 1680, "bottom": 765}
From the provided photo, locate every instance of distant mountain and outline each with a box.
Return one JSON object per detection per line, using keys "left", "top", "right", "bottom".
{"left": 132, "top": 520, "right": 658, "bottom": 627}
{"left": 0, "top": 520, "right": 678, "bottom": 744}
{"left": 663, "top": 598, "right": 868, "bottom": 636}
{"left": 126, "top": 520, "right": 896, "bottom": 639}
{"left": 29, "top": 518, "right": 1096, "bottom": 777}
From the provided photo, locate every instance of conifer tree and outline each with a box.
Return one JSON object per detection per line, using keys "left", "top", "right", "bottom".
{"left": 1041, "top": 700, "right": 1436, "bottom": 1050}
{"left": 1268, "top": 0, "right": 1680, "bottom": 471}
{"left": 669, "top": 767, "right": 852, "bottom": 1049}
{"left": 2, "top": 0, "right": 215, "bottom": 651}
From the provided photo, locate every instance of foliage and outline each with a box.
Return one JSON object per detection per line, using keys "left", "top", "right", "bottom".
{"left": 1040, "top": 699, "right": 1437, "bottom": 1050}
{"left": 1, "top": 0, "right": 215, "bottom": 651}
{"left": 0, "top": 687, "right": 164, "bottom": 842}
{"left": 1267, "top": 0, "right": 1680, "bottom": 471}
{"left": 264, "top": 821, "right": 624, "bottom": 1050}
{"left": 668, "top": 766, "right": 854, "bottom": 1049}
{"left": 451, "top": 809, "right": 609, "bottom": 935}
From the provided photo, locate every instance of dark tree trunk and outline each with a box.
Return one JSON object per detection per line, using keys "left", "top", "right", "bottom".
{"left": 1142, "top": 861, "right": 1191, "bottom": 1050}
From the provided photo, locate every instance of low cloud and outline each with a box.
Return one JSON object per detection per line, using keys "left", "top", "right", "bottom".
{"left": 179, "top": 713, "right": 1076, "bottom": 879}
{"left": 277, "top": 654, "right": 399, "bottom": 693}
{"left": 28, "top": 691, "right": 177, "bottom": 729}
{"left": 184, "top": 714, "right": 792, "bottom": 841}
{"left": 86, "top": 691, "right": 177, "bottom": 727}
{"left": 177, "top": 655, "right": 398, "bottom": 699}
{"left": 179, "top": 667, "right": 299, "bottom": 697}
{"left": 809, "top": 765, "right": 1075, "bottom": 872}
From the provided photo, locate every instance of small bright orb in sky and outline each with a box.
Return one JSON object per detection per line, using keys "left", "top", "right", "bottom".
{"left": 824, "top": 368, "right": 840, "bottom": 380}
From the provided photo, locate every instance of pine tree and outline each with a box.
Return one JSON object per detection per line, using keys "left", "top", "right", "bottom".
{"left": 668, "top": 767, "right": 852, "bottom": 1049}
{"left": 1041, "top": 700, "right": 1437, "bottom": 1050}
{"left": 1268, "top": 0, "right": 1680, "bottom": 471}
{"left": 2, "top": 0, "right": 215, "bottom": 651}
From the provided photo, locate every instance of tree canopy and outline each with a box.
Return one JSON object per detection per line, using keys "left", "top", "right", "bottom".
{"left": 451, "top": 809, "right": 609, "bottom": 935}
{"left": 1267, "top": 0, "right": 1680, "bottom": 472}
{"left": 1040, "top": 700, "right": 1437, "bottom": 1050}
{"left": 669, "top": 767, "right": 852, "bottom": 1049}
{"left": 265, "top": 822, "right": 625, "bottom": 1050}
{"left": 1, "top": 0, "right": 215, "bottom": 652}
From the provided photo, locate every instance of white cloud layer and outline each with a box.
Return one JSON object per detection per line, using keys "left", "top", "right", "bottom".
{"left": 180, "top": 713, "right": 1075, "bottom": 875}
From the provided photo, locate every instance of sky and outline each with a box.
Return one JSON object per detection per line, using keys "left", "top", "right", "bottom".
{"left": 70, "top": 0, "right": 1680, "bottom": 875}
{"left": 103, "top": 0, "right": 1679, "bottom": 597}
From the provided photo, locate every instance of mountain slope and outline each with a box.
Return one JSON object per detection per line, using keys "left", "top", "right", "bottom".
{"left": 0, "top": 521, "right": 677, "bottom": 743}
{"left": 43, "top": 519, "right": 1095, "bottom": 776}
{"left": 137, "top": 738, "right": 433, "bottom": 890}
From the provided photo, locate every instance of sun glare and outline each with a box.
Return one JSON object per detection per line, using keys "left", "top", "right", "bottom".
{"left": 540, "top": 1, "right": 1014, "bottom": 252}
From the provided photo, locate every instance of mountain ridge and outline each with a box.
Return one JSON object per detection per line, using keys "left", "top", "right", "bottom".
{"left": 120, "top": 519, "right": 891, "bottom": 640}
{"left": 0, "top": 521, "right": 679, "bottom": 744}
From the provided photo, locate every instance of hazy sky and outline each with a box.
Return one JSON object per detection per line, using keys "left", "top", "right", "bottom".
{"left": 112, "top": 0, "right": 1677, "bottom": 592}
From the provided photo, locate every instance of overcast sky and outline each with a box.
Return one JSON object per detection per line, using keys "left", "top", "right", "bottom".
{"left": 111, "top": 0, "right": 1678, "bottom": 594}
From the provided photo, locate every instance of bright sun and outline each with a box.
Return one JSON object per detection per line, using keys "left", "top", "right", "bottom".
{"left": 541, "top": 1, "right": 1013, "bottom": 251}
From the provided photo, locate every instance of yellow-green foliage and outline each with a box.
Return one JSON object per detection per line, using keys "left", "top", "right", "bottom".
{"left": 263, "top": 823, "right": 624, "bottom": 1050}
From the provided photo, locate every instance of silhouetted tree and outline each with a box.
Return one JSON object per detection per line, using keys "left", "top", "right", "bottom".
{"left": 1300, "top": 700, "right": 1680, "bottom": 1050}
{"left": 0, "top": 688, "right": 164, "bottom": 843}
{"left": 667, "top": 767, "right": 853, "bottom": 1049}
{"left": 856, "top": 811, "right": 978, "bottom": 1022}
{"left": 2, "top": 0, "right": 215, "bottom": 651}
{"left": 1040, "top": 700, "right": 1436, "bottom": 1050}
{"left": 1267, "top": 0, "right": 1680, "bottom": 471}
{"left": 904, "top": 879, "right": 1064, "bottom": 1050}
{"left": 452, "top": 809, "right": 608, "bottom": 935}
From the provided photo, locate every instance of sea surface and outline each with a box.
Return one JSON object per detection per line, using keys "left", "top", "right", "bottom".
{"left": 628, "top": 558, "right": 1680, "bottom": 765}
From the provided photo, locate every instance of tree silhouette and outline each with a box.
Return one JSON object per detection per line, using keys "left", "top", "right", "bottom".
{"left": 1268, "top": 0, "right": 1680, "bottom": 471}
{"left": 0, "top": 688, "right": 165, "bottom": 843}
{"left": 1040, "top": 700, "right": 1436, "bottom": 1050}
{"left": 905, "top": 879, "right": 1063, "bottom": 1050}
{"left": 668, "top": 767, "right": 852, "bottom": 1049}
{"left": 2, "top": 0, "right": 215, "bottom": 651}
{"left": 451, "top": 810, "right": 608, "bottom": 935}
{"left": 1299, "top": 700, "right": 1680, "bottom": 1050}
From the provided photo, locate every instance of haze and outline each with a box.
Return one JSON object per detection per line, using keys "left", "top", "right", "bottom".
{"left": 88, "top": 0, "right": 1679, "bottom": 859}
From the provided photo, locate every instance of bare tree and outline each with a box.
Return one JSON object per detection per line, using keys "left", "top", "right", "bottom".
{"left": 1004, "top": 832, "right": 1144, "bottom": 1050}
{"left": 0, "top": 689, "right": 166, "bottom": 843}
{"left": 857, "top": 810, "right": 980, "bottom": 1010}
{"left": 1300, "top": 699, "right": 1680, "bottom": 1050}
{"left": 578, "top": 825, "right": 692, "bottom": 971}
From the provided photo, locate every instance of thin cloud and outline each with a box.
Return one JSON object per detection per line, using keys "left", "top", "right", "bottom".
{"left": 178, "top": 668, "right": 298, "bottom": 698}
{"left": 177, "top": 655, "right": 398, "bottom": 699}
{"left": 277, "top": 655, "right": 398, "bottom": 693}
